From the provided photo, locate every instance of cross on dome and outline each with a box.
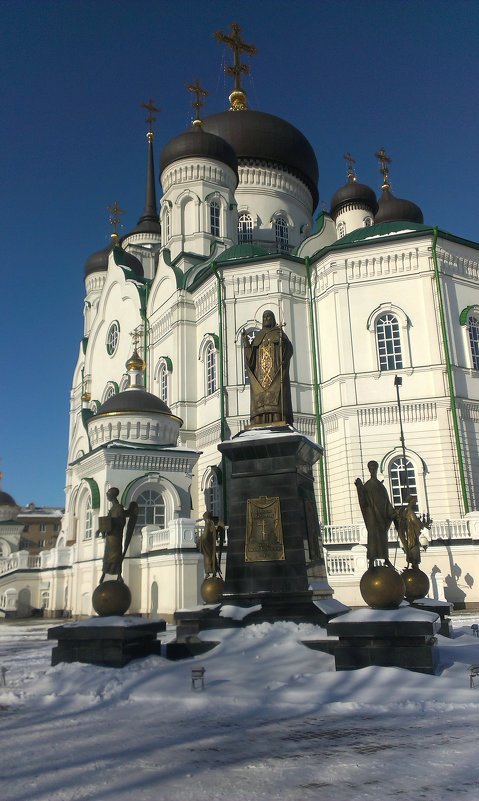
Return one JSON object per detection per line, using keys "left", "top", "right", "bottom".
{"left": 214, "top": 22, "right": 257, "bottom": 110}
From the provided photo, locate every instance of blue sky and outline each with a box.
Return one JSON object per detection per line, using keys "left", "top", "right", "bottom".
{"left": 1, "top": 0, "right": 478, "bottom": 506}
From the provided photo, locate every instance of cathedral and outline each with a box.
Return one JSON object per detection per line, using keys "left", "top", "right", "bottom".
{"left": 2, "top": 24, "right": 479, "bottom": 618}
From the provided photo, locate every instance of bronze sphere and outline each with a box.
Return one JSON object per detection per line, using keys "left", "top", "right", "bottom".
{"left": 201, "top": 576, "right": 225, "bottom": 604}
{"left": 402, "top": 567, "right": 430, "bottom": 602}
{"left": 360, "top": 565, "right": 405, "bottom": 609}
{"left": 92, "top": 580, "right": 132, "bottom": 617}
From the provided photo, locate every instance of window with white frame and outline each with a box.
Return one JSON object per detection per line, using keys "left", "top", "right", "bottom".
{"left": 158, "top": 363, "right": 168, "bottom": 403}
{"left": 274, "top": 216, "right": 289, "bottom": 252}
{"left": 376, "top": 313, "right": 403, "bottom": 371}
{"left": 364, "top": 216, "right": 373, "bottom": 227}
{"left": 84, "top": 497, "right": 93, "bottom": 540}
{"left": 205, "top": 341, "right": 217, "bottom": 395}
{"left": 102, "top": 383, "right": 116, "bottom": 403}
{"left": 165, "top": 208, "right": 170, "bottom": 242}
{"left": 238, "top": 213, "right": 253, "bottom": 243}
{"left": 210, "top": 201, "right": 220, "bottom": 237}
{"left": 204, "top": 470, "right": 221, "bottom": 519}
{"left": 389, "top": 457, "right": 418, "bottom": 508}
{"left": 468, "top": 315, "right": 479, "bottom": 370}
{"left": 337, "top": 221, "right": 346, "bottom": 238}
{"left": 137, "top": 490, "right": 166, "bottom": 528}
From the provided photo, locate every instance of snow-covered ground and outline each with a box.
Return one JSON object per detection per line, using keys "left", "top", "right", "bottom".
{"left": 0, "top": 613, "right": 479, "bottom": 801}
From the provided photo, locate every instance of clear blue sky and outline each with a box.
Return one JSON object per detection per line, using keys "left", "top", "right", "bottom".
{"left": 1, "top": 0, "right": 478, "bottom": 507}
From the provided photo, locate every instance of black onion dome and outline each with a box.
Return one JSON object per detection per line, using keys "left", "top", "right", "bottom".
{"left": 203, "top": 110, "right": 319, "bottom": 209}
{"left": 0, "top": 491, "right": 17, "bottom": 507}
{"left": 127, "top": 218, "right": 162, "bottom": 237}
{"left": 330, "top": 178, "right": 378, "bottom": 219}
{"left": 97, "top": 389, "right": 172, "bottom": 416}
{"left": 84, "top": 243, "right": 112, "bottom": 277}
{"left": 375, "top": 188, "right": 424, "bottom": 225}
{"left": 160, "top": 127, "right": 238, "bottom": 178}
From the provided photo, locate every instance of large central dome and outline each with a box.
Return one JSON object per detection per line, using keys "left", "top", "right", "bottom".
{"left": 203, "top": 110, "right": 319, "bottom": 209}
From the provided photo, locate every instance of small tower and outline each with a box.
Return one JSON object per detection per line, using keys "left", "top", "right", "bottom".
{"left": 330, "top": 153, "right": 378, "bottom": 238}
{"left": 374, "top": 148, "right": 424, "bottom": 224}
{"left": 159, "top": 81, "right": 238, "bottom": 265}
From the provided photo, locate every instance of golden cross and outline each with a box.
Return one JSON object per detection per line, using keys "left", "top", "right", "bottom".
{"left": 130, "top": 327, "right": 141, "bottom": 350}
{"left": 141, "top": 99, "right": 160, "bottom": 135}
{"left": 344, "top": 152, "right": 356, "bottom": 180}
{"left": 375, "top": 147, "right": 392, "bottom": 188}
{"left": 214, "top": 22, "right": 257, "bottom": 92}
{"left": 186, "top": 80, "right": 208, "bottom": 123}
{"left": 107, "top": 201, "right": 124, "bottom": 236}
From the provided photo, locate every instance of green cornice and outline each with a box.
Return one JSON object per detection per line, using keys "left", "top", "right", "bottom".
{"left": 459, "top": 305, "right": 477, "bottom": 325}
{"left": 160, "top": 356, "right": 173, "bottom": 372}
{"left": 83, "top": 477, "right": 100, "bottom": 509}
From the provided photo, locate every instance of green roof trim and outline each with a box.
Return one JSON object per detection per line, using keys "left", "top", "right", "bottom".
{"left": 459, "top": 305, "right": 477, "bottom": 325}
{"left": 206, "top": 332, "right": 220, "bottom": 349}
{"left": 83, "top": 478, "right": 100, "bottom": 509}
{"left": 81, "top": 408, "right": 94, "bottom": 427}
{"left": 338, "top": 220, "right": 430, "bottom": 245}
{"left": 216, "top": 243, "right": 269, "bottom": 263}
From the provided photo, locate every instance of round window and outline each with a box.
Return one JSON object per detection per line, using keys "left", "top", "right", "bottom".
{"left": 106, "top": 321, "right": 120, "bottom": 356}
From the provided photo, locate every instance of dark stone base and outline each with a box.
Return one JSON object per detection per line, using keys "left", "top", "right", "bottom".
{"left": 411, "top": 598, "right": 453, "bottom": 637}
{"left": 174, "top": 593, "right": 349, "bottom": 642}
{"left": 303, "top": 606, "right": 441, "bottom": 675}
{"left": 48, "top": 617, "right": 166, "bottom": 668}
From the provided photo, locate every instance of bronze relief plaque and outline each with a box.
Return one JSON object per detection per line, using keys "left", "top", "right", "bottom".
{"left": 245, "top": 496, "right": 285, "bottom": 562}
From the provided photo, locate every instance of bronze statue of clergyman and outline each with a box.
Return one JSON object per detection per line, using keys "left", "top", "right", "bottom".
{"left": 398, "top": 494, "right": 432, "bottom": 568}
{"left": 198, "top": 510, "right": 218, "bottom": 578}
{"left": 242, "top": 309, "right": 293, "bottom": 426}
{"left": 355, "top": 461, "right": 398, "bottom": 569}
{"left": 98, "top": 488, "right": 138, "bottom": 583}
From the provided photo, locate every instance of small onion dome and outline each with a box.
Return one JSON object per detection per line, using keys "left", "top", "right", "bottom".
{"left": 125, "top": 349, "right": 145, "bottom": 372}
{"left": 84, "top": 243, "right": 112, "bottom": 277}
{"left": 330, "top": 176, "right": 378, "bottom": 220}
{"left": 112, "top": 245, "right": 144, "bottom": 277}
{"left": 203, "top": 110, "right": 319, "bottom": 209}
{"left": 0, "top": 491, "right": 17, "bottom": 507}
{"left": 97, "top": 389, "right": 172, "bottom": 416}
{"left": 375, "top": 188, "right": 424, "bottom": 225}
{"left": 160, "top": 126, "right": 238, "bottom": 178}
{"left": 216, "top": 243, "right": 269, "bottom": 262}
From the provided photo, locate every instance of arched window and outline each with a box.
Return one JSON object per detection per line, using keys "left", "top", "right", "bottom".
{"left": 275, "top": 217, "right": 289, "bottom": 252}
{"left": 238, "top": 213, "right": 253, "bottom": 244}
{"left": 210, "top": 201, "right": 220, "bottom": 237}
{"left": 205, "top": 341, "right": 217, "bottom": 395}
{"left": 376, "top": 313, "right": 403, "bottom": 371}
{"left": 337, "top": 221, "right": 346, "bottom": 238}
{"left": 158, "top": 363, "right": 168, "bottom": 403}
{"left": 84, "top": 497, "right": 93, "bottom": 540}
{"left": 204, "top": 470, "right": 221, "bottom": 519}
{"left": 137, "top": 490, "right": 166, "bottom": 528}
{"left": 102, "top": 383, "right": 117, "bottom": 404}
{"left": 389, "top": 457, "right": 418, "bottom": 508}
{"left": 165, "top": 209, "right": 170, "bottom": 242}
{"left": 468, "top": 315, "right": 479, "bottom": 370}
{"left": 364, "top": 216, "right": 373, "bottom": 227}
{"left": 106, "top": 321, "right": 120, "bottom": 356}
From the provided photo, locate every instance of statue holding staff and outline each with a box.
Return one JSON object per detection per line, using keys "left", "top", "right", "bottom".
{"left": 242, "top": 309, "right": 293, "bottom": 426}
{"left": 98, "top": 488, "right": 138, "bottom": 583}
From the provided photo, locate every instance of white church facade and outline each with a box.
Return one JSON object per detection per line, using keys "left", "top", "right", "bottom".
{"left": 2, "top": 27, "right": 479, "bottom": 617}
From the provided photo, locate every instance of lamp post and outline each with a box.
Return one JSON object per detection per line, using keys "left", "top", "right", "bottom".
{"left": 394, "top": 375, "right": 410, "bottom": 502}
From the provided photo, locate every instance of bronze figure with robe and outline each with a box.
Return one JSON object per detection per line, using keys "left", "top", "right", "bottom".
{"left": 98, "top": 487, "right": 138, "bottom": 583}
{"left": 242, "top": 310, "right": 293, "bottom": 426}
{"left": 355, "top": 461, "right": 398, "bottom": 568}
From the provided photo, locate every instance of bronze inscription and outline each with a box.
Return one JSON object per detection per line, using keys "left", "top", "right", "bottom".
{"left": 245, "top": 496, "right": 285, "bottom": 562}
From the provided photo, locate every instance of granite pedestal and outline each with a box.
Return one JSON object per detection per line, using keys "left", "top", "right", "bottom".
{"left": 411, "top": 598, "right": 453, "bottom": 637}
{"left": 48, "top": 616, "right": 166, "bottom": 667}
{"left": 175, "top": 428, "right": 345, "bottom": 639}
{"left": 304, "top": 606, "right": 440, "bottom": 674}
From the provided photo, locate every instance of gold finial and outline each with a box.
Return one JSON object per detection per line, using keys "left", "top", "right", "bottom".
{"left": 375, "top": 147, "right": 392, "bottom": 190}
{"left": 186, "top": 80, "right": 208, "bottom": 127}
{"left": 214, "top": 22, "right": 257, "bottom": 110}
{"left": 107, "top": 201, "right": 124, "bottom": 243}
{"left": 344, "top": 152, "right": 357, "bottom": 182}
{"left": 126, "top": 329, "right": 145, "bottom": 376}
{"left": 141, "top": 98, "right": 160, "bottom": 141}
